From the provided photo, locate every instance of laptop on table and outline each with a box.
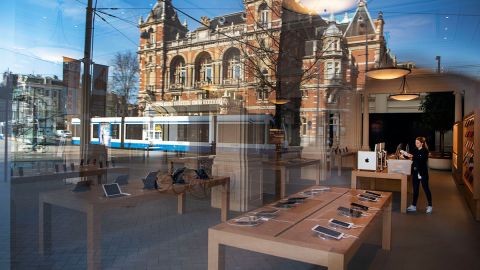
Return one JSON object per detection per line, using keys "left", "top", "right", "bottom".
{"left": 102, "top": 183, "right": 131, "bottom": 198}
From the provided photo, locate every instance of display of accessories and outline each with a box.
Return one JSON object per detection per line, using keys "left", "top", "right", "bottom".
{"left": 457, "top": 109, "right": 480, "bottom": 221}
{"left": 462, "top": 112, "right": 476, "bottom": 190}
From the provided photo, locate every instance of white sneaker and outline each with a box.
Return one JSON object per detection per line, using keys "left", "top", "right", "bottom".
{"left": 406, "top": 205, "right": 417, "bottom": 212}
{"left": 426, "top": 206, "right": 433, "bottom": 214}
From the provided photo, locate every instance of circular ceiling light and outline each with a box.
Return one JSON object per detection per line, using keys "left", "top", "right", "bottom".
{"left": 389, "top": 93, "right": 419, "bottom": 101}
{"left": 269, "top": 98, "right": 290, "bottom": 105}
{"left": 283, "top": 0, "right": 358, "bottom": 15}
{"left": 366, "top": 67, "right": 411, "bottom": 80}
{"left": 200, "top": 85, "right": 218, "bottom": 91}
{"left": 388, "top": 76, "right": 419, "bottom": 101}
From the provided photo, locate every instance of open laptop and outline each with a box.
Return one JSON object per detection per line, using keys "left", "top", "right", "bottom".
{"left": 102, "top": 183, "right": 131, "bottom": 198}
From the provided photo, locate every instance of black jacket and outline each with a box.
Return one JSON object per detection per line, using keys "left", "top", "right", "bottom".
{"left": 411, "top": 148, "right": 429, "bottom": 177}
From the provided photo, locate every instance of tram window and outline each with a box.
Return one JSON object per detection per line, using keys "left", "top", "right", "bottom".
{"left": 177, "top": 124, "right": 187, "bottom": 141}
{"left": 73, "top": 125, "right": 81, "bottom": 137}
{"left": 125, "top": 124, "right": 143, "bottom": 140}
{"left": 247, "top": 124, "right": 266, "bottom": 144}
{"left": 111, "top": 124, "right": 120, "bottom": 139}
{"left": 92, "top": 124, "right": 99, "bottom": 139}
{"left": 154, "top": 124, "right": 162, "bottom": 139}
{"left": 176, "top": 124, "right": 209, "bottom": 142}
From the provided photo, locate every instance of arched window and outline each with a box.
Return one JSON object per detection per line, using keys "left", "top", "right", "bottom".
{"left": 222, "top": 48, "right": 241, "bottom": 83}
{"left": 195, "top": 52, "right": 213, "bottom": 84}
{"left": 170, "top": 56, "right": 186, "bottom": 86}
{"left": 258, "top": 2, "right": 269, "bottom": 27}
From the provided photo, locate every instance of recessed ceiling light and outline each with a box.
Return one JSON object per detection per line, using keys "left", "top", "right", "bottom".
{"left": 445, "top": 16, "right": 449, "bottom": 19}
{"left": 443, "top": 37, "right": 448, "bottom": 40}
{"left": 444, "top": 27, "right": 448, "bottom": 30}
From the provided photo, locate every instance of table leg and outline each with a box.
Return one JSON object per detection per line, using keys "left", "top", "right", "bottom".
{"left": 38, "top": 201, "right": 51, "bottom": 255}
{"left": 87, "top": 206, "right": 101, "bottom": 270}
{"left": 382, "top": 197, "right": 392, "bottom": 250}
{"left": 208, "top": 230, "right": 225, "bottom": 270}
{"left": 280, "top": 168, "right": 286, "bottom": 198}
{"left": 328, "top": 253, "right": 345, "bottom": 270}
{"left": 401, "top": 176, "right": 407, "bottom": 213}
{"left": 316, "top": 162, "right": 320, "bottom": 185}
{"left": 274, "top": 168, "right": 281, "bottom": 200}
{"left": 369, "top": 179, "right": 376, "bottom": 190}
{"left": 178, "top": 192, "right": 186, "bottom": 215}
{"left": 351, "top": 172, "right": 357, "bottom": 189}
{"left": 221, "top": 180, "right": 230, "bottom": 222}
{"left": 337, "top": 156, "right": 342, "bottom": 177}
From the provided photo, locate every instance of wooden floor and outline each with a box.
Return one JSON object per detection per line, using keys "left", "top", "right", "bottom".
{"left": 7, "top": 161, "right": 480, "bottom": 270}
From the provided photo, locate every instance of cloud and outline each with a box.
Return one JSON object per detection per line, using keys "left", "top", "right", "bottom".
{"left": 385, "top": 14, "right": 437, "bottom": 44}
{"left": 29, "top": 46, "right": 83, "bottom": 63}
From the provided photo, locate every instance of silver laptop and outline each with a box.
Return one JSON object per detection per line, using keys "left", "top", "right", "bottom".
{"left": 102, "top": 183, "right": 131, "bottom": 198}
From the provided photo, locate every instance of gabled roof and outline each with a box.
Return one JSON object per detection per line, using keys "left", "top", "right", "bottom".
{"left": 344, "top": 1, "right": 376, "bottom": 37}
{"left": 145, "top": 0, "right": 166, "bottom": 23}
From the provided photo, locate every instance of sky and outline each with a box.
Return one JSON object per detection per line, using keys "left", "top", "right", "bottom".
{"left": 1, "top": 0, "right": 479, "bottom": 79}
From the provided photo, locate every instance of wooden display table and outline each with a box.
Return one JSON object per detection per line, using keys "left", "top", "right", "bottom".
{"left": 168, "top": 155, "right": 215, "bottom": 174}
{"left": 333, "top": 151, "right": 357, "bottom": 176}
{"left": 12, "top": 166, "right": 129, "bottom": 185}
{"left": 39, "top": 176, "right": 229, "bottom": 270}
{"left": 263, "top": 158, "right": 321, "bottom": 199}
{"left": 208, "top": 187, "right": 392, "bottom": 270}
{"left": 351, "top": 169, "right": 408, "bottom": 213}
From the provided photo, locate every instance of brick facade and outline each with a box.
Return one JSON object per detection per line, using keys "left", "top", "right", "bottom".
{"left": 138, "top": 0, "right": 392, "bottom": 148}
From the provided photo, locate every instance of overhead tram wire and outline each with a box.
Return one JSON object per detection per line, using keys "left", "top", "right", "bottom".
{"left": 95, "top": 7, "right": 241, "bottom": 10}
{"left": 91, "top": 1, "right": 480, "bottom": 76}
{"left": 371, "top": 10, "right": 480, "bottom": 17}
{"left": 72, "top": 0, "right": 86, "bottom": 6}
{"left": 95, "top": 10, "right": 139, "bottom": 28}
{"left": 95, "top": 1, "right": 333, "bottom": 65}
{"left": 94, "top": 11, "right": 138, "bottom": 46}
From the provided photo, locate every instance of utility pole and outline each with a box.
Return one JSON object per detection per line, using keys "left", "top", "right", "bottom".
{"left": 33, "top": 88, "right": 38, "bottom": 147}
{"left": 80, "top": 0, "right": 94, "bottom": 161}
{"left": 435, "top": 56, "right": 441, "bottom": 73}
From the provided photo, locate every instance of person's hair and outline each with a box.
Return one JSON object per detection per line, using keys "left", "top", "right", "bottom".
{"left": 415, "top": 137, "right": 429, "bottom": 151}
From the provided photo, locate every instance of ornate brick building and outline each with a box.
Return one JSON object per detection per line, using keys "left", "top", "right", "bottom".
{"left": 137, "top": 0, "right": 393, "bottom": 148}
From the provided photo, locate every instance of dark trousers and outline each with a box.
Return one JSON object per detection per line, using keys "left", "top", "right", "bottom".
{"left": 412, "top": 172, "right": 432, "bottom": 206}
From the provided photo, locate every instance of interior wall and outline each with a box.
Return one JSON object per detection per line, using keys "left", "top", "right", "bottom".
{"left": 464, "top": 87, "right": 480, "bottom": 115}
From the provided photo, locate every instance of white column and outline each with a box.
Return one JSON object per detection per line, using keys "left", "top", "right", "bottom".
{"left": 454, "top": 91, "right": 462, "bottom": 122}
{"left": 355, "top": 92, "right": 362, "bottom": 150}
{"left": 362, "top": 91, "right": 370, "bottom": 150}
{"left": 375, "top": 94, "right": 388, "bottom": 113}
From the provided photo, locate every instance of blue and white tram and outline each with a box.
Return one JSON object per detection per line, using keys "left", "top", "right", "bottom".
{"left": 72, "top": 116, "right": 214, "bottom": 152}
{"left": 71, "top": 114, "right": 274, "bottom": 153}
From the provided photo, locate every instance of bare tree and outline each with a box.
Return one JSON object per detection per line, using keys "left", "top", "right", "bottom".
{"left": 111, "top": 51, "right": 139, "bottom": 148}
{"left": 240, "top": 2, "right": 332, "bottom": 145}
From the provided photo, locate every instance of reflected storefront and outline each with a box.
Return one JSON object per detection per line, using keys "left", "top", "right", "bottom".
{"left": 3, "top": 0, "right": 480, "bottom": 270}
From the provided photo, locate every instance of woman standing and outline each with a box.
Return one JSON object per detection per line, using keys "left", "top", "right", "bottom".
{"left": 402, "top": 137, "right": 433, "bottom": 214}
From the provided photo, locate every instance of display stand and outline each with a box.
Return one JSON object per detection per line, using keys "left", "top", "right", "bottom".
{"left": 461, "top": 109, "right": 480, "bottom": 221}
{"left": 452, "top": 121, "right": 463, "bottom": 185}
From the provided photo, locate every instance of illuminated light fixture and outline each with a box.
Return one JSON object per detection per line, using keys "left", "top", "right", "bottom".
{"left": 200, "top": 84, "right": 218, "bottom": 91}
{"left": 366, "top": 67, "right": 411, "bottom": 80}
{"left": 269, "top": 98, "right": 290, "bottom": 105}
{"left": 283, "top": 0, "right": 358, "bottom": 15}
{"left": 389, "top": 76, "right": 419, "bottom": 101}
